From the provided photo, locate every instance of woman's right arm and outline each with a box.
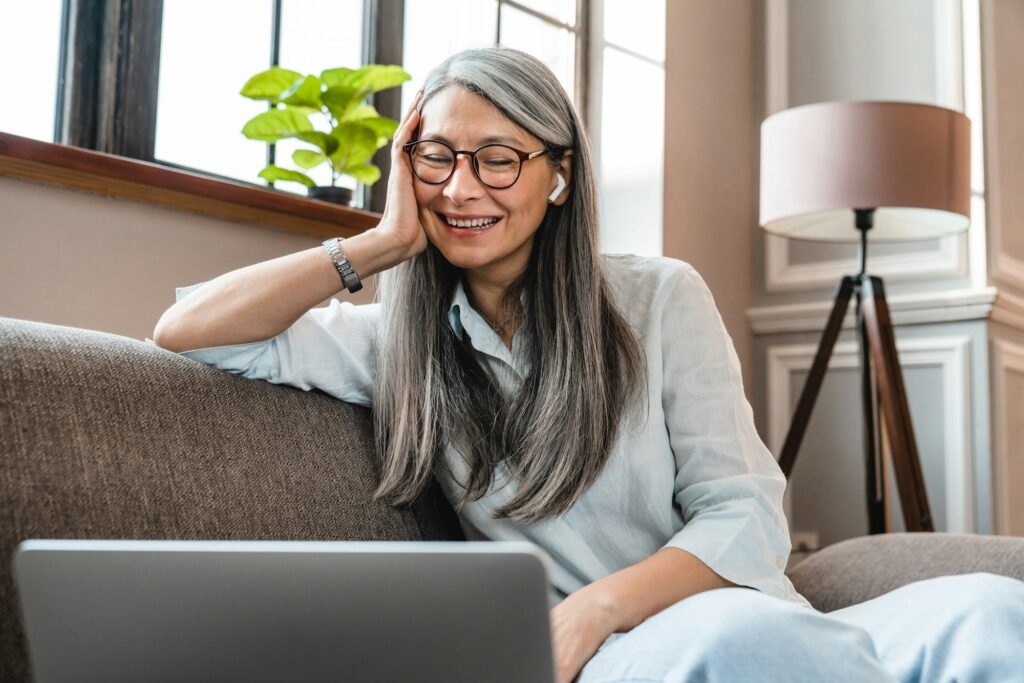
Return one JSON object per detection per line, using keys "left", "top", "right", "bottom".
{"left": 151, "top": 228, "right": 411, "bottom": 353}
{"left": 152, "top": 88, "right": 428, "bottom": 354}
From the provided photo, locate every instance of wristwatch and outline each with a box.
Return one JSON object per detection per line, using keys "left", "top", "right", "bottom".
{"left": 322, "top": 237, "right": 363, "bottom": 293}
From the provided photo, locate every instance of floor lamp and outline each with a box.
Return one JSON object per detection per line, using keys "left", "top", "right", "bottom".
{"left": 759, "top": 101, "right": 971, "bottom": 534}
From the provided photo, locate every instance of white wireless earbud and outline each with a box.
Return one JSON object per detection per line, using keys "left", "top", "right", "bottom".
{"left": 548, "top": 173, "right": 567, "bottom": 203}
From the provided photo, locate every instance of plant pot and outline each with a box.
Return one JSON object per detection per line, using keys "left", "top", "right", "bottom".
{"left": 307, "top": 186, "right": 354, "bottom": 206}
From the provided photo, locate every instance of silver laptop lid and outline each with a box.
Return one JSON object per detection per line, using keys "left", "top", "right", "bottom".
{"left": 14, "top": 539, "right": 556, "bottom": 683}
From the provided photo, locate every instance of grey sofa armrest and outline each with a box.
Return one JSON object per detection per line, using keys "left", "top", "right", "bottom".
{"left": 786, "top": 532, "right": 1024, "bottom": 612}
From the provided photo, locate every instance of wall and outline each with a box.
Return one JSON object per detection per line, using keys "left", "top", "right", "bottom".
{"left": 663, "top": 0, "right": 760, "bottom": 398}
{"left": 0, "top": 175, "right": 377, "bottom": 342}
{"left": 982, "top": 0, "right": 1024, "bottom": 536}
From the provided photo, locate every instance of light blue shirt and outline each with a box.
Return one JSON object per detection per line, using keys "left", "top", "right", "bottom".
{"left": 155, "top": 253, "right": 811, "bottom": 610}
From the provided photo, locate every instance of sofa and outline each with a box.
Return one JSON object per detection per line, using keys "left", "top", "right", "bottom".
{"left": 3, "top": 316, "right": 1023, "bottom": 681}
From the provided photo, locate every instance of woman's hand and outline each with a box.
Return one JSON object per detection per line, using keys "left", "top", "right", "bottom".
{"left": 376, "top": 88, "right": 429, "bottom": 261}
{"left": 549, "top": 587, "right": 618, "bottom": 683}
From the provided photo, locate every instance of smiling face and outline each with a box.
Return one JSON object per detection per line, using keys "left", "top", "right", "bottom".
{"left": 413, "top": 85, "right": 572, "bottom": 286}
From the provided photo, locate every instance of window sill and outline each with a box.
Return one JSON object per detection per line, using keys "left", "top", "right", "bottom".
{"left": 0, "top": 131, "right": 381, "bottom": 238}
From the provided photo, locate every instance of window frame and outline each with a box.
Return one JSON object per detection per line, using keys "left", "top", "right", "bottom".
{"left": 58, "top": 0, "right": 163, "bottom": 159}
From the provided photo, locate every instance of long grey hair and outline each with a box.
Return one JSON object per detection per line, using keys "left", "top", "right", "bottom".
{"left": 371, "top": 46, "right": 648, "bottom": 524}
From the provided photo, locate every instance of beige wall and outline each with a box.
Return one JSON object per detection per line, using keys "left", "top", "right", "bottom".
{"left": 984, "top": 0, "right": 1024, "bottom": 291}
{"left": 0, "top": 175, "right": 377, "bottom": 342}
{"left": 663, "top": 0, "right": 760, "bottom": 398}
{"left": 983, "top": 0, "right": 1024, "bottom": 536}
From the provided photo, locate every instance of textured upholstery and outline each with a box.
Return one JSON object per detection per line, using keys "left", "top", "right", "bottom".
{"left": 787, "top": 531, "right": 1024, "bottom": 612}
{"left": 0, "top": 317, "right": 464, "bottom": 681}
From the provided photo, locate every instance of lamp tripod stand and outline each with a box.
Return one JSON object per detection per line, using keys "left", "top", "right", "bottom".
{"left": 777, "top": 208, "right": 935, "bottom": 534}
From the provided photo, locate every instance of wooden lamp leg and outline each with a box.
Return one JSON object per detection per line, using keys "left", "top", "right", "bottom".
{"left": 856, "top": 286, "right": 887, "bottom": 534}
{"left": 860, "top": 275, "right": 935, "bottom": 532}
{"left": 779, "top": 276, "right": 857, "bottom": 478}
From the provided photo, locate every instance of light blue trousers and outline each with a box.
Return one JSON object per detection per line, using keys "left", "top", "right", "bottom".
{"left": 576, "top": 572, "right": 1024, "bottom": 683}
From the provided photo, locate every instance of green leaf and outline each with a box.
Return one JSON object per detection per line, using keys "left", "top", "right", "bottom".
{"left": 349, "top": 65, "right": 412, "bottom": 94}
{"left": 343, "top": 103, "right": 380, "bottom": 121}
{"left": 241, "top": 109, "right": 314, "bottom": 142}
{"left": 295, "top": 131, "right": 339, "bottom": 156}
{"left": 258, "top": 165, "right": 316, "bottom": 187}
{"left": 279, "top": 74, "right": 323, "bottom": 108}
{"left": 240, "top": 67, "right": 304, "bottom": 100}
{"left": 320, "top": 66, "right": 410, "bottom": 117}
{"left": 329, "top": 123, "right": 378, "bottom": 169}
{"left": 344, "top": 163, "right": 381, "bottom": 185}
{"left": 355, "top": 116, "right": 397, "bottom": 136}
{"left": 321, "top": 84, "right": 361, "bottom": 121}
{"left": 285, "top": 105, "right": 321, "bottom": 116}
{"left": 320, "top": 67, "right": 358, "bottom": 88}
{"left": 292, "top": 149, "right": 327, "bottom": 170}
{"left": 355, "top": 116, "right": 399, "bottom": 147}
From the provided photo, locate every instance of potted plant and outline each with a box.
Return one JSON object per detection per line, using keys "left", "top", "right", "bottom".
{"left": 239, "top": 64, "right": 410, "bottom": 206}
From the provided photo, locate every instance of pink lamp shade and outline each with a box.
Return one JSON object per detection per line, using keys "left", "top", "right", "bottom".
{"left": 759, "top": 101, "right": 971, "bottom": 242}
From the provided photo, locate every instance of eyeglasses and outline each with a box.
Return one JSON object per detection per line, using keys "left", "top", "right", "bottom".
{"left": 402, "top": 139, "right": 547, "bottom": 189}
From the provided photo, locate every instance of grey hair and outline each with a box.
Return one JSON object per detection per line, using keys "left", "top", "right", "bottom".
{"left": 371, "top": 46, "right": 648, "bottom": 524}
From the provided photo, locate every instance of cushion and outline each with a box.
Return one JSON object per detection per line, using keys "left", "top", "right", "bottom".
{"left": 787, "top": 531, "right": 1024, "bottom": 612}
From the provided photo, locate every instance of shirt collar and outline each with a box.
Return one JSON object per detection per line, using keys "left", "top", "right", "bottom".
{"left": 448, "top": 278, "right": 473, "bottom": 341}
{"left": 447, "top": 277, "right": 527, "bottom": 342}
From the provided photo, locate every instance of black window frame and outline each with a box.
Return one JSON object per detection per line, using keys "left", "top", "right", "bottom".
{"left": 57, "top": 0, "right": 163, "bottom": 161}
{"left": 54, "top": 0, "right": 588, "bottom": 215}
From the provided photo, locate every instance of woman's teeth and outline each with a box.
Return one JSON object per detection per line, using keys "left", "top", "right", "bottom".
{"left": 443, "top": 215, "right": 500, "bottom": 228}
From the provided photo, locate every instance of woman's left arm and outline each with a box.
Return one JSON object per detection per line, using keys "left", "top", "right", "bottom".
{"left": 587, "top": 263, "right": 795, "bottom": 630}
{"left": 653, "top": 262, "right": 794, "bottom": 595}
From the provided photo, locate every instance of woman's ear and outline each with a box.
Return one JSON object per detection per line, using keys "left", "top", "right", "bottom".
{"left": 550, "top": 150, "right": 574, "bottom": 206}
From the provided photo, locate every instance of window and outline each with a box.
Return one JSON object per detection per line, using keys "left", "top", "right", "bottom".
{"left": 592, "top": 0, "right": 665, "bottom": 257}
{"left": 401, "top": 0, "right": 581, "bottom": 114}
{"left": 155, "top": 0, "right": 275, "bottom": 184}
{"left": 498, "top": 1, "right": 578, "bottom": 97}
{"left": 0, "top": 0, "right": 64, "bottom": 142}
{"left": 155, "top": 0, "right": 365, "bottom": 192}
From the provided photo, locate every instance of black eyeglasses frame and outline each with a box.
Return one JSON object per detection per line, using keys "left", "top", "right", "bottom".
{"left": 401, "top": 139, "right": 548, "bottom": 189}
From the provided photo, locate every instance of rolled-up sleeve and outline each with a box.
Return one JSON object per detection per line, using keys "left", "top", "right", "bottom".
{"left": 657, "top": 264, "right": 806, "bottom": 605}
{"left": 145, "top": 281, "right": 379, "bottom": 407}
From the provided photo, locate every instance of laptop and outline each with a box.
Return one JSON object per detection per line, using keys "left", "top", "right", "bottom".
{"left": 13, "top": 539, "right": 556, "bottom": 683}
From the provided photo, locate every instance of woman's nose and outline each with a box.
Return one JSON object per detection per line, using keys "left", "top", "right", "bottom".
{"left": 443, "top": 155, "right": 485, "bottom": 204}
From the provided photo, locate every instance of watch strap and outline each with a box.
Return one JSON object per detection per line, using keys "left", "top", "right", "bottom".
{"left": 322, "top": 237, "right": 363, "bottom": 293}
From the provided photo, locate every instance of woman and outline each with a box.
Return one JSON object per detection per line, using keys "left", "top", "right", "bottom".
{"left": 153, "top": 47, "right": 1024, "bottom": 683}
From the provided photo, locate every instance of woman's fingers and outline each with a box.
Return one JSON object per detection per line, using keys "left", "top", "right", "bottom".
{"left": 393, "top": 90, "right": 423, "bottom": 158}
{"left": 404, "top": 88, "right": 423, "bottom": 121}
{"left": 400, "top": 90, "right": 423, "bottom": 138}
{"left": 405, "top": 91, "right": 423, "bottom": 140}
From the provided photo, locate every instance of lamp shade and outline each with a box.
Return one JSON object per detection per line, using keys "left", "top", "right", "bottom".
{"left": 759, "top": 101, "right": 971, "bottom": 242}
